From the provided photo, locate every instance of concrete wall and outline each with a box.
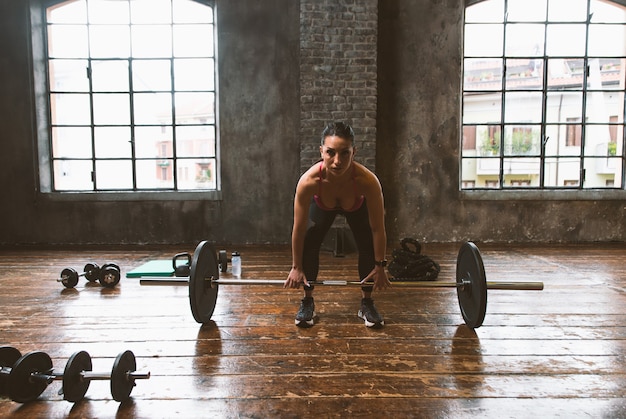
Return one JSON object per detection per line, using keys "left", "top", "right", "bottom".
{"left": 0, "top": 0, "right": 624, "bottom": 246}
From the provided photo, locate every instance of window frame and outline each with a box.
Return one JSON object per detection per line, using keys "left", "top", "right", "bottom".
{"left": 461, "top": 0, "right": 626, "bottom": 201}
{"left": 29, "top": 0, "right": 221, "bottom": 201}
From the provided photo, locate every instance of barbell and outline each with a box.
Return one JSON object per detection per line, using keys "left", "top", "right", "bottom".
{"left": 171, "top": 240, "right": 542, "bottom": 329}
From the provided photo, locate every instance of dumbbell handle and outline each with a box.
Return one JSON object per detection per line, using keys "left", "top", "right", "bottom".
{"left": 30, "top": 369, "right": 150, "bottom": 383}
{"left": 82, "top": 370, "right": 151, "bottom": 381}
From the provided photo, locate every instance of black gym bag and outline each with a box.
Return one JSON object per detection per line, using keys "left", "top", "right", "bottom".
{"left": 388, "top": 238, "right": 440, "bottom": 281}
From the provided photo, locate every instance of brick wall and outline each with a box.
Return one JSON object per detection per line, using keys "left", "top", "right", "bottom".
{"left": 299, "top": 0, "right": 378, "bottom": 173}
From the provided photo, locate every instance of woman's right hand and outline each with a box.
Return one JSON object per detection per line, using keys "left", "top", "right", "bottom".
{"left": 284, "top": 267, "right": 310, "bottom": 289}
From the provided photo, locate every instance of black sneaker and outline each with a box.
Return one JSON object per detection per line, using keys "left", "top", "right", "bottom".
{"left": 295, "top": 297, "right": 315, "bottom": 327}
{"left": 358, "top": 298, "right": 384, "bottom": 328}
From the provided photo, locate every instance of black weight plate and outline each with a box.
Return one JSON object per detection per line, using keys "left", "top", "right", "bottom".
{"left": 83, "top": 263, "right": 100, "bottom": 282}
{"left": 456, "top": 241, "right": 487, "bottom": 329}
{"left": 189, "top": 241, "right": 219, "bottom": 323}
{"left": 111, "top": 350, "right": 136, "bottom": 402}
{"left": 99, "top": 264, "right": 121, "bottom": 288}
{"left": 8, "top": 351, "right": 53, "bottom": 403}
{"left": 0, "top": 346, "right": 22, "bottom": 396}
{"left": 62, "top": 350, "right": 92, "bottom": 402}
{"left": 61, "top": 268, "right": 79, "bottom": 288}
{"left": 218, "top": 250, "right": 228, "bottom": 273}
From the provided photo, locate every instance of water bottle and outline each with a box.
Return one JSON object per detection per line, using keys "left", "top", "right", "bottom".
{"left": 231, "top": 251, "right": 241, "bottom": 278}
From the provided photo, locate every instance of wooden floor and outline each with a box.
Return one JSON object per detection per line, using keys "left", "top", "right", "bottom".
{"left": 0, "top": 241, "right": 625, "bottom": 418}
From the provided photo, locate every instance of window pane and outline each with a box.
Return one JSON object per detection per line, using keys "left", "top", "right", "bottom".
{"left": 176, "top": 125, "right": 216, "bottom": 157}
{"left": 585, "top": 125, "right": 617, "bottom": 156}
{"left": 131, "top": 0, "right": 172, "bottom": 24}
{"left": 88, "top": 0, "right": 129, "bottom": 24}
{"left": 135, "top": 126, "right": 173, "bottom": 158}
{"left": 47, "top": 1, "right": 87, "bottom": 24}
{"left": 464, "top": 58, "right": 503, "bottom": 91}
{"left": 132, "top": 25, "right": 173, "bottom": 58}
{"left": 51, "top": 93, "right": 91, "bottom": 125}
{"left": 545, "top": 124, "right": 583, "bottom": 156}
{"left": 503, "top": 126, "right": 541, "bottom": 156}
{"left": 504, "top": 92, "right": 543, "bottom": 123}
{"left": 133, "top": 93, "right": 173, "bottom": 125}
{"left": 173, "top": 25, "right": 214, "bottom": 57}
{"left": 177, "top": 158, "right": 217, "bottom": 190}
{"left": 503, "top": 158, "right": 541, "bottom": 179}
{"left": 595, "top": 58, "right": 625, "bottom": 90}
{"left": 586, "top": 91, "right": 624, "bottom": 123}
{"left": 91, "top": 60, "right": 129, "bottom": 91}
{"left": 464, "top": 24, "right": 503, "bottom": 56}
{"left": 463, "top": 93, "right": 502, "bottom": 124}
{"left": 505, "top": 58, "right": 543, "bottom": 90}
{"left": 52, "top": 127, "right": 92, "bottom": 158}
{"left": 54, "top": 160, "right": 93, "bottom": 191}
{"left": 89, "top": 25, "right": 131, "bottom": 58}
{"left": 545, "top": 92, "right": 583, "bottom": 123}
{"left": 93, "top": 93, "right": 131, "bottom": 125}
{"left": 94, "top": 127, "right": 132, "bottom": 158}
{"left": 175, "top": 92, "right": 215, "bottom": 124}
{"left": 174, "top": 0, "right": 214, "bottom": 23}
{"left": 505, "top": 24, "right": 545, "bottom": 56}
{"left": 49, "top": 59, "right": 89, "bottom": 92}
{"left": 136, "top": 159, "right": 174, "bottom": 189}
{"left": 506, "top": 0, "right": 546, "bottom": 22}
{"left": 544, "top": 157, "right": 581, "bottom": 187}
{"left": 547, "top": 58, "right": 584, "bottom": 89}
{"left": 132, "top": 60, "right": 172, "bottom": 91}
{"left": 584, "top": 157, "right": 622, "bottom": 187}
{"left": 174, "top": 58, "right": 215, "bottom": 91}
{"left": 548, "top": 0, "right": 588, "bottom": 22}
{"left": 591, "top": 0, "right": 626, "bottom": 23}
{"left": 48, "top": 25, "right": 89, "bottom": 58}
{"left": 95, "top": 160, "right": 133, "bottom": 189}
{"left": 588, "top": 24, "right": 626, "bottom": 56}
{"left": 546, "top": 24, "right": 587, "bottom": 56}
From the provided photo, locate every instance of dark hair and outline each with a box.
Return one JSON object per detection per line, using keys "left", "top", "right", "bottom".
{"left": 321, "top": 122, "right": 355, "bottom": 146}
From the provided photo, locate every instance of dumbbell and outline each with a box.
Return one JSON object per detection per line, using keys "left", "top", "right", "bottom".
{"left": 58, "top": 263, "right": 121, "bottom": 289}
{"left": 0, "top": 348, "right": 150, "bottom": 403}
{"left": 0, "top": 346, "right": 22, "bottom": 396}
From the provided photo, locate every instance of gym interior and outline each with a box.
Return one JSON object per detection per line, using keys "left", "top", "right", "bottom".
{"left": 1, "top": 0, "right": 625, "bottom": 417}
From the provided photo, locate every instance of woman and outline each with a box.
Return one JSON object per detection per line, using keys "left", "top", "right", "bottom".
{"left": 284, "top": 122, "right": 390, "bottom": 328}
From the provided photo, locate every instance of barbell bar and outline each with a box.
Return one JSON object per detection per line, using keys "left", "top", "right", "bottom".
{"left": 182, "top": 240, "right": 543, "bottom": 329}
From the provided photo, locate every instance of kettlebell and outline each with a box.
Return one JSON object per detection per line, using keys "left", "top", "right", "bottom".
{"left": 173, "top": 252, "right": 191, "bottom": 277}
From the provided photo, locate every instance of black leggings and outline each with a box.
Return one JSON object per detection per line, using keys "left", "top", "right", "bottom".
{"left": 302, "top": 199, "right": 375, "bottom": 292}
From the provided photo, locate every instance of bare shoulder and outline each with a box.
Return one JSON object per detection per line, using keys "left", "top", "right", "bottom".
{"left": 353, "top": 162, "right": 382, "bottom": 191}
{"left": 296, "top": 163, "right": 320, "bottom": 197}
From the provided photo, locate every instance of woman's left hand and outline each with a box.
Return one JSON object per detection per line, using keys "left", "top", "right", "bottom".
{"left": 360, "top": 266, "right": 391, "bottom": 290}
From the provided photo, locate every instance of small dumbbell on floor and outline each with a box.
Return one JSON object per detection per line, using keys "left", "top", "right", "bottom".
{"left": 58, "top": 263, "right": 121, "bottom": 289}
{"left": 0, "top": 346, "right": 150, "bottom": 403}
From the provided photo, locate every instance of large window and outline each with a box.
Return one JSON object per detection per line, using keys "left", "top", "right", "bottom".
{"left": 35, "top": 0, "right": 217, "bottom": 193}
{"left": 462, "top": 0, "right": 626, "bottom": 190}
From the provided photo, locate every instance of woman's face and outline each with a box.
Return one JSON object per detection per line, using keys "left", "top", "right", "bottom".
{"left": 320, "top": 135, "right": 355, "bottom": 177}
